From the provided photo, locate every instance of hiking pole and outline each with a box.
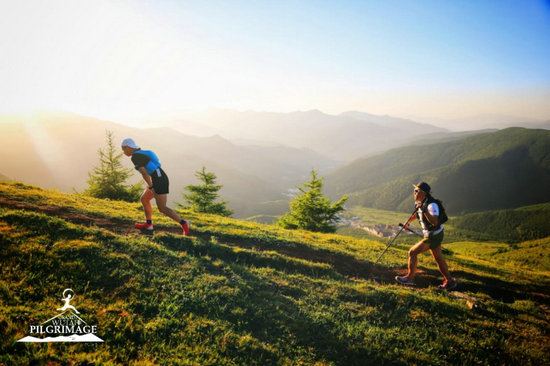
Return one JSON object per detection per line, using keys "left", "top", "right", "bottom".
{"left": 374, "top": 210, "right": 417, "bottom": 265}
{"left": 399, "top": 223, "right": 423, "bottom": 238}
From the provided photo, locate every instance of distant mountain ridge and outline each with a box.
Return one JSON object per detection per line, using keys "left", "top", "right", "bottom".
{"left": 339, "top": 111, "right": 444, "bottom": 135}
{"left": 407, "top": 114, "right": 550, "bottom": 131}
{"left": 167, "top": 109, "right": 449, "bottom": 161}
{"left": 325, "top": 127, "right": 550, "bottom": 214}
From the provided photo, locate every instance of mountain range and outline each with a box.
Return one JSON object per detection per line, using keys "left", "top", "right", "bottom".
{"left": 164, "top": 109, "right": 449, "bottom": 161}
{"left": 410, "top": 114, "right": 550, "bottom": 132}
{"left": 325, "top": 127, "right": 550, "bottom": 214}
{"left": 1, "top": 110, "right": 549, "bottom": 219}
{"left": 0, "top": 109, "right": 452, "bottom": 218}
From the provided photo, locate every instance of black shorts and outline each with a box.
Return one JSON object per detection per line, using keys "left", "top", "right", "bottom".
{"left": 151, "top": 168, "right": 169, "bottom": 194}
{"left": 420, "top": 230, "right": 444, "bottom": 250}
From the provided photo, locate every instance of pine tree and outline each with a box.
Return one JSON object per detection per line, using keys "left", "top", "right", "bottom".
{"left": 278, "top": 170, "right": 347, "bottom": 233}
{"left": 84, "top": 131, "right": 142, "bottom": 202}
{"left": 179, "top": 167, "right": 232, "bottom": 216}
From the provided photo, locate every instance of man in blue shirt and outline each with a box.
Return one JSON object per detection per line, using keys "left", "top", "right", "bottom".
{"left": 121, "top": 138, "right": 190, "bottom": 236}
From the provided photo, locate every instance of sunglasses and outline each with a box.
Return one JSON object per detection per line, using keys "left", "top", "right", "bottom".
{"left": 413, "top": 189, "right": 422, "bottom": 193}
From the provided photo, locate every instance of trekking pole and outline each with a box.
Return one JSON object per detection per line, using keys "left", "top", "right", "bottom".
{"left": 398, "top": 223, "right": 423, "bottom": 238}
{"left": 374, "top": 209, "right": 417, "bottom": 265}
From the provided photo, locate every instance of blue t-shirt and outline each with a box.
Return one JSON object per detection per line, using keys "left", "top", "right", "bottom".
{"left": 131, "top": 150, "right": 162, "bottom": 175}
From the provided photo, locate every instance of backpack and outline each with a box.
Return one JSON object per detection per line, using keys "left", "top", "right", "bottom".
{"left": 431, "top": 198, "right": 448, "bottom": 225}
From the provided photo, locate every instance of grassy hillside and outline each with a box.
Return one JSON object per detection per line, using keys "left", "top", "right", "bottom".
{"left": 451, "top": 203, "right": 550, "bottom": 243}
{"left": 1, "top": 181, "right": 549, "bottom": 365}
{"left": 325, "top": 128, "right": 550, "bottom": 215}
{"left": 448, "top": 238, "right": 550, "bottom": 273}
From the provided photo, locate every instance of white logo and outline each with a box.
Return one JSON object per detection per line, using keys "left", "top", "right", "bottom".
{"left": 57, "top": 288, "right": 80, "bottom": 314}
{"left": 17, "top": 288, "right": 104, "bottom": 343}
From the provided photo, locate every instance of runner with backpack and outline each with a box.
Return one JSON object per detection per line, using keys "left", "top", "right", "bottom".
{"left": 121, "top": 138, "right": 190, "bottom": 236}
{"left": 395, "top": 182, "right": 457, "bottom": 290}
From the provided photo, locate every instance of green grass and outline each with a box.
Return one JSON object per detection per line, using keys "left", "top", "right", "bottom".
{"left": 449, "top": 238, "right": 550, "bottom": 274}
{"left": 451, "top": 203, "right": 550, "bottom": 243}
{"left": 1, "top": 181, "right": 549, "bottom": 365}
{"left": 244, "top": 214, "right": 279, "bottom": 225}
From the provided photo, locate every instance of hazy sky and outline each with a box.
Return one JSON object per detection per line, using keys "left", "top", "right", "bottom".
{"left": 1, "top": 0, "right": 549, "bottom": 124}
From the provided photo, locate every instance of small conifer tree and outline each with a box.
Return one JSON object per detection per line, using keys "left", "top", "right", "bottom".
{"left": 278, "top": 170, "right": 347, "bottom": 233}
{"left": 179, "top": 167, "right": 232, "bottom": 217}
{"left": 85, "top": 131, "right": 142, "bottom": 202}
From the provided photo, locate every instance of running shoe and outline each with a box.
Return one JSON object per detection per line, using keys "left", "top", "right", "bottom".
{"left": 182, "top": 220, "right": 190, "bottom": 236}
{"left": 439, "top": 279, "right": 458, "bottom": 291}
{"left": 395, "top": 275, "right": 415, "bottom": 286}
{"left": 135, "top": 222, "right": 154, "bottom": 231}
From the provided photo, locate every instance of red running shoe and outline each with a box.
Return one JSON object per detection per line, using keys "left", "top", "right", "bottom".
{"left": 135, "top": 222, "right": 154, "bottom": 231}
{"left": 182, "top": 220, "right": 190, "bottom": 236}
{"left": 439, "top": 279, "right": 458, "bottom": 291}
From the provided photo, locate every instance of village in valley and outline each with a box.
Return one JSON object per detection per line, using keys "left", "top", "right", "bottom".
{"left": 341, "top": 217, "right": 401, "bottom": 238}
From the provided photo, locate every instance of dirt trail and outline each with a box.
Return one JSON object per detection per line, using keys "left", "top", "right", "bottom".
{"left": 1, "top": 197, "right": 548, "bottom": 305}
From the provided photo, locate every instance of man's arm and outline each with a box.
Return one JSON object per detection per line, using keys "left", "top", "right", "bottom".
{"left": 422, "top": 203, "right": 440, "bottom": 226}
{"left": 138, "top": 167, "right": 154, "bottom": 189}
{"left": 402, "top": 210, "right": 418, "bottom": 230}
{"left": 423, "top": 211, "right": 439, "bottom": 226}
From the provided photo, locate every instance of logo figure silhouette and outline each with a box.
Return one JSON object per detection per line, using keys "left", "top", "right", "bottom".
{"left": 57, "top": 288, "right": 80, "bottom": 314}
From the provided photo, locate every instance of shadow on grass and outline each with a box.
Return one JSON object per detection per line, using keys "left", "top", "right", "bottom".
{"left": 154, "top": 234, "right": 346, "bottom": 282}
{"left": 399, "top": 262, "right": 550, "bottom": 305}
{"left": 158, "top": 228, "right": 386, "bottom": 281}
{"left": 155, "top": 251, "right": 406, "bottom": 366}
